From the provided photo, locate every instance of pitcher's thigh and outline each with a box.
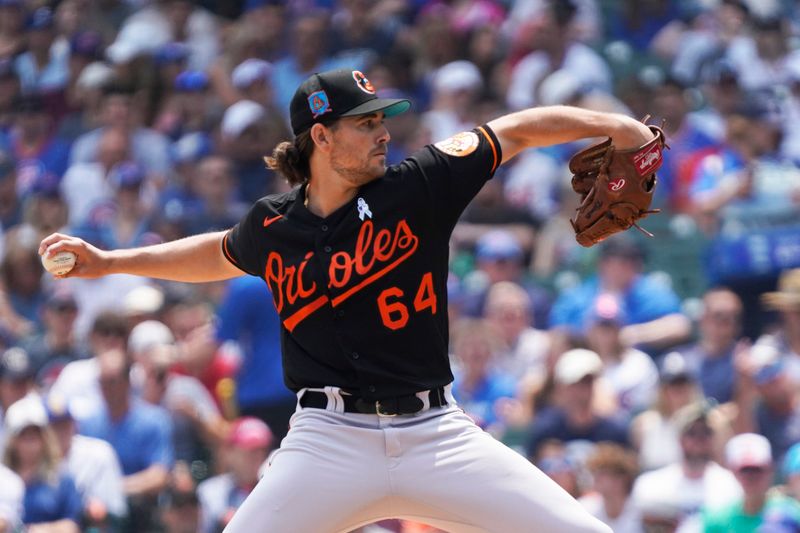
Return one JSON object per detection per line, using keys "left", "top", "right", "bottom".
{"left": 224, "top": 418, "right": 390, "bottom": 533}
{"left": 395, "top": 418, "right": 610, "bottom": 533}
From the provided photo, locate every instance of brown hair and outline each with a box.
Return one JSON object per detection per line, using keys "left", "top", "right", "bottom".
{"left": 264, "top": 130, "right": 315, "bottom": 187}
{"left": 3, "top": 425, "right": 63, "bottom": 484}
{"left": 585, "top": 443, "right": 640, "bottom": 493}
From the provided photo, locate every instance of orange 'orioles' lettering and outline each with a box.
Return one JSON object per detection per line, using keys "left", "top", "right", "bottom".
{"left": 266, "top": 219, "right": 420, "bottom": 331}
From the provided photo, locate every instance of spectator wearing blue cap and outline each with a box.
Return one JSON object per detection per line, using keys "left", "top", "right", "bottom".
{"left": 461, "top": 228, "right": 551, "bottom": 328}
{"left": 22, "top": 169, "right": 68, "bottom": 241}
{"left": 13, "top": 7, "right": 69, "bottom": 95}
{"left": 19, "top": 287, "right": 85, "bottom": 388}
{"left": 46, "top": 393, "right": 128, "bottom": 529}
{"left": 73, "top": 161, "right": 159, "bottom": 251}
{"left": 64, "top": 29, "right": 104, "bottom": 108}
{"left": 154, "top": 70, "right": 212, "bottom": 140}
{"left": 549, "top": 236, "right": 690, "bottom": 354}
{"left": 231, "top": 58, "right": 277, "bottom": 112}
{"left": 0, "top": 93, "right": 71, "bottom": 195}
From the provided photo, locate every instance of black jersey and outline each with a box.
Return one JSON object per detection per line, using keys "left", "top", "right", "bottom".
{"left": 222, "top": 125, "right": 502, "bottom": 400}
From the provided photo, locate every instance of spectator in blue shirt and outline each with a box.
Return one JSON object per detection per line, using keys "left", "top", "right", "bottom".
{"left": 549, "top": 237, "right": 690, "bottom": 353}
{"left": 2, "top": 395, "right": 81, "bottom": 532}
{"left": 451, "top": 319, "right": 517, "bottom": 431}
{"left": 78, "top": 348, "right": 173, "bottom": 533}
{"left": 674, "top": 287, "right": 744, "bottom": 404}
{"left": 215, "top": 274, "right": 294, "bottom": 442}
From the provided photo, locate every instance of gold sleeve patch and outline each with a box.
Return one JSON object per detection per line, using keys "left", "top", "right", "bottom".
{"left": 433, "top": 131, "right": 479, "bottom": 157}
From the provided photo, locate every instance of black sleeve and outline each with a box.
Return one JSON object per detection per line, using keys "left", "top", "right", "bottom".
{"left": 221, "top": 201, "right": 266, "bottom": 277}
{"left": 402, "top": 124, "right": 502, "bottom": 232}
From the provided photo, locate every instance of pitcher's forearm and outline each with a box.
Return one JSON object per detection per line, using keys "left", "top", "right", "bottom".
{"left": 103, "top": 232, "right": 243, "bottom": 282}
{"left": 40, "top": 231, "right": 245, "bottom": 282}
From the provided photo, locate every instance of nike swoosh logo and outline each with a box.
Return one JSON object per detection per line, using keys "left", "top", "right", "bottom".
{"left": 263, "top": 215, "right": 283, "bottom": 228}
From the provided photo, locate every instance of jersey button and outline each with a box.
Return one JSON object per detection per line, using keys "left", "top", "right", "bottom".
{"left": 351, "top": 351, "right": 360, "bottom": 360}
{"left": 368, "top": 385, "right": 376, "bottom": 393}
{"left": 324, "top": 245, "right": 332, "bottom": 253}
{"left": 321, "top": 224, "right": 329, "bottom": 231}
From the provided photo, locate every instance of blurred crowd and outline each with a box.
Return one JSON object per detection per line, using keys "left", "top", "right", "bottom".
{"left": 0, "top": 0, "right": 799, "bottom": 532}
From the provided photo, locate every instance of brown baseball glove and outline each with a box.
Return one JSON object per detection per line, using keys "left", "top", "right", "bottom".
{"left": 568, "top": 121, "right": 668, "bottom": 247}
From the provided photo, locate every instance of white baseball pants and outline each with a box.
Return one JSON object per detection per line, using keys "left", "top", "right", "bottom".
{"left": 224, "top": 388, "right": 611, "bottom": 533}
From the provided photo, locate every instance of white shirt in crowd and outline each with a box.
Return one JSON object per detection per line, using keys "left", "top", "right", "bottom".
{"left": 632, "top": 461, "right": 742, "bottom": 528}
{"left": 579, "top": 492, "right": 643, "bottom": 533}
{"left": 65, "top": 434, "right": 128, "bottom": 518}
{"left": 0, "top": 463, "right": 23, "bottom": 531}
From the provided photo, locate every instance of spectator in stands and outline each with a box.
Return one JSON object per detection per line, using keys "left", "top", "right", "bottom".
{"left": 160, "top": 483, "right": 201, "bottom": 533}
{"left": 57, "top": 60, "right": 114, "bottom": 141}
{"left": 549, "top": 236, "right": 691, "bottom": 352}
{"left": 534, "top": 440, "right": 583, "bottom": 500}
{"left": 61, "top": 126, "right": 132, "bottom": 226}
{"left": 0, "top": 224, "right": 45, "bottom": 333}
{"left": 73, "top": 161, "right": 159, "bottom": 250}
{"left": 450, "top": 319, "right": 516, "bottom": 431}
{"left": 676, "top": 287, "right": 744, "bottom": 404}
{"left": 579, "top": 443, "right": 643, "bottom": 533}
{"left": 0, "top": 347, "right": 36, "bottom": 452}
{"left": 197, "top": 417, "right": 273, "bottom": 533}
{"left": 584, "top": 293, "right": 659, "bottom": 417}
{"left": 214, "top": 274, "right": 293, "bottom": 441}
{"left": 0, "top": 460, "right": 23, "bottom": 533}
{"left": 46, "top": 393, "right": 127, "bottom": 529}
{"left": 13, "top": 7, "right": 69, "bottom": 95}
{"left": 22, "top": 169, "right": 69, "bottom": 241}
{"left": 632, "top": 400, "right": 741, "bottom": 530}
{"left": 651, "top": 74, "right": 719, "bottom": 209}
{"left": 460, "top": 229, "right": 547, "bottom": 327}
{"left": 0, "top": 0, "right": 25, "bottom": 59}
{"left": 154, "top": 69, "right": 214, "bottom": 140}
{"left": 483, "top": 280, "right": 550, "bottom": 382}
{"left": 525, "top": 348, "right": 629, "bottom": 459}
{"left": 630, "top": 351, "right": 705, "bottom": 472}
{"left": 422, "top": 60, "right": 483, "bottom": 142}
{"left": 704, "top": 433, "right": 800, "bottom": 531}
{"left": 220, "top": 99, "right": 288, "bottom": 202}
{"left": 2, "top": 395, "right": 81, "bottom": 532}
{"left": 732, "top": 340, "right": 800, "bottom": 466}
{"left": 78, "top": 348, "right": 173, "bottom": 533}
{"left": 506, "top": 0, "right": 612, "bottom": 111}
{"left": 182, "top": 155, "right": 247, "bottom": 235}
{"left": 21, "top": 287, "right": 85, "bottom": 387}
{"left": 69, "top": 83, "right": 172, "bottom": 176}
{"left": 759, "top": 269, "right": 800, "bottom": 369}
{"left": 231, "top": 58, "right": 276, "bottom": 112}
{"left": 49, "top": 310, "right": 129, "bottom": 423}
{"left": 3, "top": 93, "right": 70, "bottom": 197}
{"left": 138, "top": 342, "right": 227, "bottom": 467}
{"left": 0, "top": 153, "right": 20, "bottom": 229}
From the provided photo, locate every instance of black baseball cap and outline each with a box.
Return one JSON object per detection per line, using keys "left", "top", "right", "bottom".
{"left": 289, "top": 69, "right": 410, "bottom": 135}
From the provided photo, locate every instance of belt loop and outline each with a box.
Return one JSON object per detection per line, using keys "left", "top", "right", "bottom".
{"left": 443, "top": 383, "right": 456, "bottom": 406}
{"left": 416, "top": 389, "right": 431, "bottom": 411}
{"left": 296, "top": 388, "right": 308, "bottom": 411}
{"left": 324, "top": 386, "right": 345, "bottom": 413}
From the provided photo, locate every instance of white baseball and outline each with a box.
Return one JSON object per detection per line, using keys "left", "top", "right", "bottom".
{"left": 41, "top": 251, "right": 77, "bottom": 276}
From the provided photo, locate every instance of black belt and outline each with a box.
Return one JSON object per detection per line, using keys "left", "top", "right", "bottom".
{"left": 300, "top": 387, "right": 448, "bottom": 416}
